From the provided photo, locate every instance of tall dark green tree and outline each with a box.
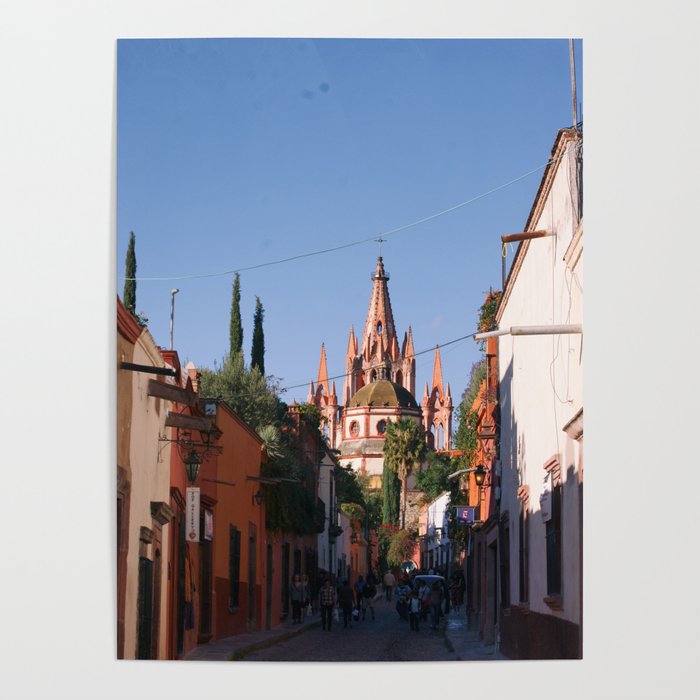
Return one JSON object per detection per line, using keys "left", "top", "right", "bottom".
{"left": 123, "top": 231, "right": 136, "bottom": 314}
{"left": 229, "top": 273, "right": 243, "bottom": 360}
{"left": 251, "top": 296, "right": 265, "bottom": 376}
{"left": 381, "top": 462, "right": 400, "bottom": 526}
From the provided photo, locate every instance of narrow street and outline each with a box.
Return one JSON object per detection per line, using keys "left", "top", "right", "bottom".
{"left": 233, "top": 597, "right": 501, "bottom": 662}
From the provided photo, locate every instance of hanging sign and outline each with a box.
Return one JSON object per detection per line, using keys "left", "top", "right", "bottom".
{"left": 204, "top": 509, "right": 214, "bottom": 541}
{"left": 456, "top": 507, "right": 475, "bottom": 524}
{"left": 186, "top": 487, "right": 200, "bottom": 542}
{"left": 540, "top": 473, "right": 552, "bottom": 522}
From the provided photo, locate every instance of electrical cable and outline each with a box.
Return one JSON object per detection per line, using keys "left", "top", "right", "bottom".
{"left": 204, "top": 331, "right": 477, "bottom": 399}
{"left": 120, "top": 151, "right": 572, "bottom": 283}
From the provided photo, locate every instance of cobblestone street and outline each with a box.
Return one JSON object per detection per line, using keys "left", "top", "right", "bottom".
{"left": 240, "top": 598, "right": 484, "bottom": 662}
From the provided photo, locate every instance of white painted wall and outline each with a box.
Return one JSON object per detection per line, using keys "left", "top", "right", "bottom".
{"left": 497, "top": 133, "right": 583, "bottom": 625}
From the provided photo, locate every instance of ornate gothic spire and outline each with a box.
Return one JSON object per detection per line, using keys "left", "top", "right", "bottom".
{"left": 360, "top": 257, "right": 397, "bottom": 357}
{"left": 431, "top": 346, "right": 445, "bottom": 399}
{"left": 316, "top": 343, "right": 330, "bottom": 396}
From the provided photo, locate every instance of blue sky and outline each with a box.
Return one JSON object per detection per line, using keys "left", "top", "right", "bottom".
{"left": 117, "top": 38, "right": 582, "bottom": 411}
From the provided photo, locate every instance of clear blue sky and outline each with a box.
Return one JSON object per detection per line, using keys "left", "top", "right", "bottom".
{"left": 117, "top": 38, "right": 582, "bottom": 413}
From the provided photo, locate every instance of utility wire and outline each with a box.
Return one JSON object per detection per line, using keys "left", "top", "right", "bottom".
{"left": 222, "top": 331, "right": 476, "bottom": 398}
{"left": 121, "top": 153, "right": 569, "bottom": 283}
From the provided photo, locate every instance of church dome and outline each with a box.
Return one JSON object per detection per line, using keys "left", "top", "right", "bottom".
{"left": 349, "top": 379, "right": 418, "bottom": 409}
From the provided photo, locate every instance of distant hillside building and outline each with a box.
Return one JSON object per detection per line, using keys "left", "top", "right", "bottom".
{"left": 308, "top": 256, "right": 452, "bottom": 488}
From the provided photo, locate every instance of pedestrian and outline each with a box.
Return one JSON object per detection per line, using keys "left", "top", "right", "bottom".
{"left": 290, "top": 574, "right": 307, "bottom": 624}
{"left": 302, "top": 573, "right": 312, "bottom": 616}
{"left": 429, "top": 581, "right": 443, "bottom": 630}
{"left": 338, "top": 579, "right": 355, "bottom": 628}
{"left": 361, "top": 577, "right": 376, "bottom": 621}
{"left": 409, "top": 590, "right": 421, "bottom": 631}
{"left": 319, "top": 579, "right": 336, "bottom": 631}
{"left": 419, "top": 581, "right": 430, "bottom": 622}
{"left": 354, "top": 575, "right": 366, "bottom": 610}
{"left": 396, "top": 592, "right": 409, "bottom": 621}
{"left": 383, "top": 570, "right": 396, "bottom": 602}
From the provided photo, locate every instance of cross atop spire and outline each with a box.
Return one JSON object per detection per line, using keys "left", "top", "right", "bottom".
{"left": 375, "top": 237, "right": 386, "bottom": 257}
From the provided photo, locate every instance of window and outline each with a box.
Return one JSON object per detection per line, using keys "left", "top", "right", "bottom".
{"left": 350, "top": 421, "right": 359, "bottom": 437}
{"left": 518, "top": 506, "right": 529, "bottom": 603}
{"left": 229, "top": 525, "right": 241, "bottom": 608}
{"left": 377, "top": 321, "right": 383, "bottom": 336}
{"left": 377, "top": 420, "right": 387, "bottom": 434}
{"left": 545, "top": 485, "right": 562, "bottom": 596}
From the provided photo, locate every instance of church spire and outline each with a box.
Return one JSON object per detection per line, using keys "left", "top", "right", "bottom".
{"left": 316, "top": 343, "right": 330, "bottom": 396}
{"left": 431, "top": 346, "right": 445, "bottom": 399}
{"left": 360, "top": 257, "right": 397, "bottom": 357}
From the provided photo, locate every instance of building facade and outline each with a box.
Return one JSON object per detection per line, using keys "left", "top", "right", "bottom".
{"left": 495, "top": 127, "right": 583, "bottom": 658}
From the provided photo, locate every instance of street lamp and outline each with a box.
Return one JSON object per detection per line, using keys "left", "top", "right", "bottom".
{"left": 184, "top": 449, "right": 201, "bottom": 483}
{"left": 170, "top": 288, "right": 180, "bottom": 350}
{"left": 253, "top": 489, "right": 264, "bottom": 506}
{"left": 473, "top": 464, "right": 489, "bottom": 488}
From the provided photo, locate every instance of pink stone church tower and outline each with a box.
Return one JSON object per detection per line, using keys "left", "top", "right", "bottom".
{"left": 309, "top": 256, "right": 452, "bottom": 452}
{"left": 421, "top": 346, "right": 453, "bottom": 450}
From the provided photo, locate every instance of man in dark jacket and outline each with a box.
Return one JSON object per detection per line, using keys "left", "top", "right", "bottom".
{"left": 338, "top": 579, "right": 355, "bottom": 628}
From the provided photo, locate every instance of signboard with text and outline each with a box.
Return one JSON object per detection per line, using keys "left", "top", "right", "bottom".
{"left": 456, "top": 507, "right": 475, "bottom": 524}
{"left": 186, "top": 487, "right": 200, "bottom": 542}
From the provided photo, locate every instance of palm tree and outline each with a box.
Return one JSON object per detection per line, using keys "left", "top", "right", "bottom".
{"left": 382, "top": 417, "right": 427, "bottom": 528}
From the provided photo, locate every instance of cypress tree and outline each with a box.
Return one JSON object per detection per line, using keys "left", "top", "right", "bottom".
{"left": 381, "top": 463, "right": 400, "bottom": 526}
{"left": 251, "top": 296, "right": 265, "bottom": 376}
{"left": 123, "top": 231, "right": 137, "bottom": 314}
{"left": 229, "top": 273, "right": 243, "bottom": 359}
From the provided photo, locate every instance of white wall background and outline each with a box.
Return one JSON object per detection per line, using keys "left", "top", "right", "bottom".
{"left": 1, "top": 1, "right": 699, "bottom": 699}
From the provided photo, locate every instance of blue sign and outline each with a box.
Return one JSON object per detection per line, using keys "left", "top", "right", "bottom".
{"left": 456, "top": 507, "right": 475, "bottom": 524}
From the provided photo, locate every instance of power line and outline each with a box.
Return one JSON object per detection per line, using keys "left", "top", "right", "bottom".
{"left": 224, "top": 331, "right": 476, "bottom": 398}
{"left": 120, "top": 154, "right": 567, "bottom": 283}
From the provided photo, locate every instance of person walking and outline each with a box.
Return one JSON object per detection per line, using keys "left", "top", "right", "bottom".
{"left": 319, "top": 579, "right": 336, "bottom": 631}
{"left": 383, "top": 570, "right": 396, "bottom": 602}
{"left": 290, "top": 574, "right": 307, "bottom": 624}
{"left": 362, "top": 576, "right": 376, "bottom": 621}
{"left": 354, "top": 575, "right": 366, "bottom": 610}
{"left": 338, "top": 579, "right": 355, "bottom": 628}
{"left": 409, "top": 590, "right": 421, "bottom": 631}
{"left": 429, "top": 581, "right": 443, "bottom": 630}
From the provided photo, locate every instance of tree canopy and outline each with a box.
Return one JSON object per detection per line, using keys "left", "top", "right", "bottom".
{"left": 198, "top": 352, "right": 284, "bottom": 433}
{"left": 414, "top": 451, "right": 455, "bottom": 502}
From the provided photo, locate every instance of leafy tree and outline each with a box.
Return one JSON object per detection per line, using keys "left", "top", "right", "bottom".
{"left": 229, "top": 273, "right": 243, "bottom": 360}
{"left": 460, "top": 359, "right": 486, "bottom": 409}
{"left": 358, "top": 474, "right": 383, "bottom": 532}
{"left": 386, "top": 529, "right": 414, "bottom": 568}
{"left": 383, "top": 417, "right": 427, "bottom": 527}
{"left": 334, "top": 463, "right": 365, "bottom": 508}
{"left": 415, "top": 451, "right": 455, "bottom": 502}
{"left": 123, "top": 231, "right": 137, "bottom": 315}
{"left": 198, "top": 352, "right": 283, "bottom": 432}
{"left": 381, "top": 462, "right": 400, "bottom": 526}
{"left": 377, "top": 523, "right": 399, "bottom": 572}
{"left": 476, "top": 289, "right": 502, "bottom": 351}
{"left": 251, "top": 296, "right": 265, "bottom": 376}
